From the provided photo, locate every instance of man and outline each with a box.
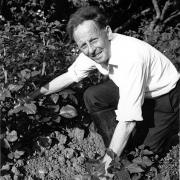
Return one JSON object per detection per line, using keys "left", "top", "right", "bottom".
{"left": 27, "top": 6, "right": 180, "bottom": 176}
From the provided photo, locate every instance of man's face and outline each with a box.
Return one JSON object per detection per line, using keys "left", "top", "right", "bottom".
{"left": 73, "top": 20, "right": 112, "bottom": 65}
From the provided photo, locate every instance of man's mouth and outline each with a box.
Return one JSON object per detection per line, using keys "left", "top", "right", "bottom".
{"left": 94, "top": 51, "right": 102, "bottom": 59}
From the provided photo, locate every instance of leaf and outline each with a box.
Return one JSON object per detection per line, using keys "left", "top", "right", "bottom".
{"left": 59, "top": 104, "right": 78, "bottom": 119}
{"left": 91, "top": 175, "right": 100, "bottom": 180}
{"left": 52, "top": 116, "right": 61, "bottom": 123}
{"left": 73, "top": 175, "right": 91, "bottom": 180}
{"left": 108, "top": 156, "right": 122, "bottom": 174}
{"left": 59, "top": 89, "right": 75, "bottom": 99}
{"left": 94, "top": 162, "right": 106, "bottom": 176}
{"left": 50, "top": 94, "right": 59, "bottom": 104}
{"left": 141, "top": 149, "right": 154, "bottom": 155}
{"left": 126, "top": 163, "right": 144, "bottom": 174}
{"left": 8, "top": 104, "right": 22, "bottom": 115}
{"left": 8, "top": 150, "right": 25, "bottom": 159}
{"left": 142, "top": 156, "right": 153, "bottom": 167}
{"left": 31, "top": 70, "right": 41, "bottom": 77}
{"left": 115, "top": 169, "right": 131, "bottom": 180}
{"left": 14, "top": 150, "right": 25, "bottom": 159}
{"left": 6, "top": 130, "right": 18, "bottom": 142}
{"left": 153, "top": 173, "right": 163, "bottom": 180}
{"left": 8, "top": 103, "right": 37, "bottom": 115}
{"left": 20, "top": 68, "right": 31, "bottom": 79}
{"left": 47, "top": 45, "right": 56, "bottom": 50}
{"left": 121, "top": 158, "right": 131, "bottom": 167}
{"left": 40, "top": 117, "right": 51, "bottom": 122}
{"left": 138, "top": 144, "right": 145, "bottom": 150}
{"left": 86, "top": 162, "right": 106, "bottom": 177}
{"left": 69, "top": 94, "right": 78, "bottom": 105}
{"left": 132, "top": 156, "right": 152, "bottom": 168}
{"left": 8, "top": 152, "right": 14, "bottom": 159}
{"left": 0, "top": 133, "right": 6, "bottom": 140}
{"left": 37, "top": 136, "right": 52, "bottom": 148}
{"left": 132, "top": 157, "right": 143, "bottom": 165}
{"left": 8, "top": 84, "right": 23, "bottom": 92}
{"left": 1, "top": 164, "right": 11, "bottom": 171}
{"left": 1, "top": 138, "right": 11, "bottom": 149}
{"left": 23, "top": 103, "right": 37, "bottom": 114}
{"left": 131, "top": 173, "right": 142, "bottom": 180}
{"left": 0, "top": 89, "right": 11, "bottom": 101}
{"left": 47, "top": 105, "right": 60, "bottom": 112}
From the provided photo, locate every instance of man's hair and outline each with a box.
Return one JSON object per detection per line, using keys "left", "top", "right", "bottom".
{"left": 66, "top": 6, "right": 109, "bottom": 42}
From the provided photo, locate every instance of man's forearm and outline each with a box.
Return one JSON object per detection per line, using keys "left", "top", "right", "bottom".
{"left": 102, "top": 121, "right": 136, "bottom": 172}
{"left": 40, "top": 72, "right": 75, "bottom": 95}
{"left": 29, "top": 72, "right": 75, "bottom": 99}
{"left": 109, "top": 121, "right": 136, "bottom": 156}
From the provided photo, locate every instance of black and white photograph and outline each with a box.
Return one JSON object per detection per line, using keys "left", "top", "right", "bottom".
{"left": 0, "top": 0, "right": 179, "bottom": 179}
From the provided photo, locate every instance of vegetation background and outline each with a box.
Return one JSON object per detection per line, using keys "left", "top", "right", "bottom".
{"left": 0, "top": 0, "right": 180, "bottom": 180}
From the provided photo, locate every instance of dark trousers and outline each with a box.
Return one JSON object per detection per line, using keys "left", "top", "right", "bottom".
{"left": 83, "top": 79, "right": 180, "bottom": 154}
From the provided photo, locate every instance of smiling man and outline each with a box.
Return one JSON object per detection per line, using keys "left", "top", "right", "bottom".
{"left": 27, "top": 6, "right": 180, "bottom": 177}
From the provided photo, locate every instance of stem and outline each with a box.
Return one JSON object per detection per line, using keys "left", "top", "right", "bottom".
{"left": 43, "top": 36, "right": 46, "bottom": 46}
{"left": 3, "top": 48, "right": 6, "bottom": 56}
{"left": 164, "top": 11, "right": 180, "bottom": 24}
{"left": 2, "top": 67, "right": 8, "bottom": 84}
{"left": 152, "top": 0, "right": 161, "bottom": 19}
{"left": 41, "top": 61, "right": 46, "bottom": 76}
{"left": 31, "top": 82, "right": 37, "bottom": 89}
{"left": 160, "top": 0, "right": 171, "bottom": 20}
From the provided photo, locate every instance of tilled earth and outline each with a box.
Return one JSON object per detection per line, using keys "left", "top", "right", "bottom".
{"left": 23, "top": 127, "right": 106, "bottom": 180}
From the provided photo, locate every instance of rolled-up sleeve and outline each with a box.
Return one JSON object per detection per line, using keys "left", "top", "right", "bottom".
{"left": 115, "top": 59, "right": 148, "bottom": 122}
{"left": 68, "top": 53, "right": 97, "bottom": 82}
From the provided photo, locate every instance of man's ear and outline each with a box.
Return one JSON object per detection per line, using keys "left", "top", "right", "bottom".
{"left": 106, "top": 26, "right": 113, "bottom": 40}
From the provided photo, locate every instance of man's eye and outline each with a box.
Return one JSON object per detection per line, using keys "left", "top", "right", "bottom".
{"left": 81, "top": 44, "right": 87, "bottom": 50}
{"left": 91, "top": 38, "right": 98, "bottom": 43}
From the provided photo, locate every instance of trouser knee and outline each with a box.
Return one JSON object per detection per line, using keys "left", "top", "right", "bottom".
{"left": 83, "top": 80, "right": 119, "bottom": 113}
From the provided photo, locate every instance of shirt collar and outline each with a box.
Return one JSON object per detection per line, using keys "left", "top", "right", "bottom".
{"left": 108, "top": 33, "right": 119, "bottom": 68}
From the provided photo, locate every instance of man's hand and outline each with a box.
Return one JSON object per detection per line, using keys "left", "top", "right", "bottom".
{"left": 101, "top": 154, "right": 114, "bottom": 179}
{"left": 99, "top": 121, "right": 136, "bottom": 179}
{"left": 17, "top": 88, "right": 41, "bottom": 105}
{"left": 16, "top": 95, "right": 34, "bottom": 105}
{"left": 27, "top": 88, "right": 41, "bottom": 100}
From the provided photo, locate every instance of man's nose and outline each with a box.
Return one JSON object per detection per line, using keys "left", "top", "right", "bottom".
{"left": 88, "top": 44, "right": 96, "bottom": 56}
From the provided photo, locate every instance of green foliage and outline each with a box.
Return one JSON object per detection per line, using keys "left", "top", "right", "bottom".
{"left": 83, "top": 145, "right": 179, "bottom": 180}
{"left": 0, "top": 19, "right": 74, "bottom": 85}
{"left": 0, "top": 0, "right": 56, "bottom": 25}
{"left": 68, "top": 0, "right": 120, "bottom": 8}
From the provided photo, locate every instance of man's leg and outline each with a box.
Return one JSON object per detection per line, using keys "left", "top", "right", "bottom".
{"left": 83, "top": 79, "right": 119, "bottom": 147}
{"left": 140, "top": 80, "right": 180, "bottom": 155}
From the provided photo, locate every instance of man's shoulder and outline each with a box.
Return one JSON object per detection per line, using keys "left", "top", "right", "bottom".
{"left": 111, "top": 33, "right": 151, "bottom": 55}
{"left": 112, "top": 33, "right": 145, "bottom": 45}
{"left": 74, "top": 52, "right": 97, "bottom": 66}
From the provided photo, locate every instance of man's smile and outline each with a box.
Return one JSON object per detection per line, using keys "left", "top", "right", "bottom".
{"left": 90, "top": 50, "right": 102, "bottom": 60}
